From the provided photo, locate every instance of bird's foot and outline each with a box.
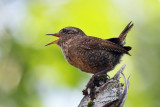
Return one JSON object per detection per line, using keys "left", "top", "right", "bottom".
{"left": 82, "top": 74, "right": 107, "bottom": 94}
{"left": 82, "top": 74, "right": 108, "bottom": 100}
{"left": 82, "top": 69, "right": 111, "bottom": 100}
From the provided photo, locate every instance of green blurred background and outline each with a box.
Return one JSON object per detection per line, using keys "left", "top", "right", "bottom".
{"left": 0, "top": 0, "right": 160, "bottom": 107}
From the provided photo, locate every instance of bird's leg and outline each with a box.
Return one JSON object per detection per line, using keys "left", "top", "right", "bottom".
{"left": 82, "top": 68, "right": 111, "bottom": 96}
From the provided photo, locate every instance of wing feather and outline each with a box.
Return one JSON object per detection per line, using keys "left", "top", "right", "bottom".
{"left": 80, "top": 37, "right": 130, "bottom": 55}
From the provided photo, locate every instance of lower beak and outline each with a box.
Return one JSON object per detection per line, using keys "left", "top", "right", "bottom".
{"left": 45, "top": 33, "right": 61, "bottom": 46}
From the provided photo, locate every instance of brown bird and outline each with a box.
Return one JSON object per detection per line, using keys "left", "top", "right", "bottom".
{"left": 46, "top": 22, "right": 133, "bottom": 95}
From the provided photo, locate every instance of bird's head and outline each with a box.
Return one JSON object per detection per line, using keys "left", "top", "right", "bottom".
{"left": 45, "top": 27, "right": 86, "bottom": 46}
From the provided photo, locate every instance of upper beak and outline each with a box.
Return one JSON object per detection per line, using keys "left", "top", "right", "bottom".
{"left": 45, "top": 33, "right": 61, "bottom": 46}
{"left": 46, "top": 33, "right": 61, "bottom": 37}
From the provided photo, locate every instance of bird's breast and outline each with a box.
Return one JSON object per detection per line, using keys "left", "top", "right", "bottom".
{"left": 59, "top": 38, "right": 76, "bottom": 65}
{"left": 59, "top": 38, "right": 87, "bottom": 69}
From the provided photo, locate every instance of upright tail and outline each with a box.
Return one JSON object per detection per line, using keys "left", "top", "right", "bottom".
{"left": 107, "top": 22, "right": 133, "bottom": 54}
{"left": 107, "top": 22, "right": 133, "bottom": 46}
{"left": 118, "top": 21, "right": 134, "bottom": 45}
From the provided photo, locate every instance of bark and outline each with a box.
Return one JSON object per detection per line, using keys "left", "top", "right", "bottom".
{"left": 78, "top": 64, "right": 130, "bottom": 107}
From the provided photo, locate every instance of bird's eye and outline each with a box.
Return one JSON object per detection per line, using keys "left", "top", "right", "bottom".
{"left": 62, "top": 29, "right": 68, "bottom": 33}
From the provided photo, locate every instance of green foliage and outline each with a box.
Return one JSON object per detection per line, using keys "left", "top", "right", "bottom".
{"left": 87, "top": 101, "right": 94, "bottom": 107}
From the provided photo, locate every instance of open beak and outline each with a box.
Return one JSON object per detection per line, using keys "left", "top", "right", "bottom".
{"left": 45, "top": 33, "right": 61, "bottom": 46}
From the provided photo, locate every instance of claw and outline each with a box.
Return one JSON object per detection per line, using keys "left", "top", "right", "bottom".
{"left": 82, "top": 68, "right": 111, "bottom": 98}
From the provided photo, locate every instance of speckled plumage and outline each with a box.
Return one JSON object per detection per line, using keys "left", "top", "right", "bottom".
{"left": 58, "top": 36, "right": 125, "bottom": 74}
{"left": 46, "top": 22, "right": 133, "bottom": 96}
{"left": 48, "top": 22, "right": 133, "bottom": 74}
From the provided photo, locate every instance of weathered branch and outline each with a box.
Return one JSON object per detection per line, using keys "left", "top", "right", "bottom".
{"left": 78, "top": 64, "right": 130, "bottom": 107}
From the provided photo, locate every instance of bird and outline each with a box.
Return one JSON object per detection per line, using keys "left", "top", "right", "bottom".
{"left": 46, "top": 22, "right": 133, "bottom": 95}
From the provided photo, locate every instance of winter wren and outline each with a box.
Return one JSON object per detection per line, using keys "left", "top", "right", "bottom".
{"left": 46, "top": 22, "right": 133, "bottom": 95}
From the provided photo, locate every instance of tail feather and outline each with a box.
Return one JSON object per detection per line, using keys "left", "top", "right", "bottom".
{"left": 107, "top": 22, "right": 133, "bottom": 55}
{"left": 119, "top": 21, "right": 134, "bottom": 45}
